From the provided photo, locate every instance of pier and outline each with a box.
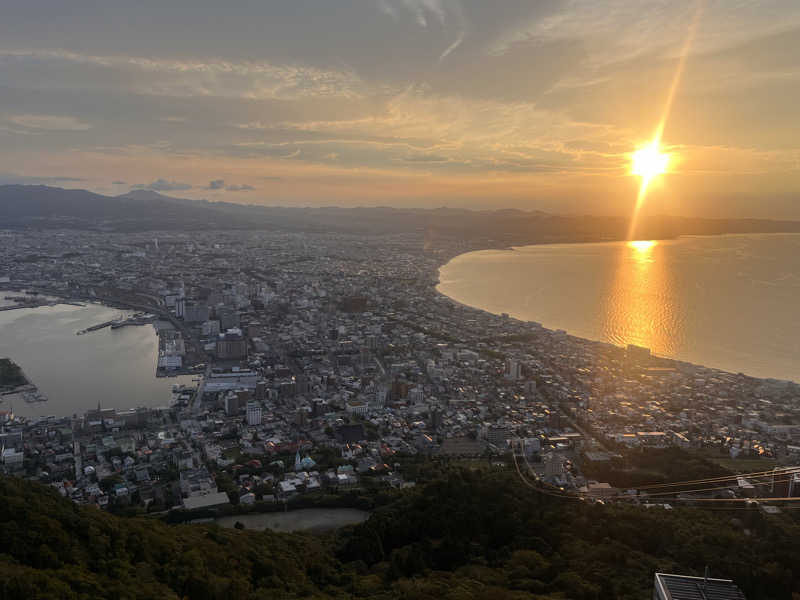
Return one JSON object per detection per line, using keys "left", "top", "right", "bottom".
{"left": 76, "top": 320, "right": 117, "bottom": 336}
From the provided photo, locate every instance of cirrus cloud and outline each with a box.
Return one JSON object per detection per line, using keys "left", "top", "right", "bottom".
{"left": 7, "top": 114, "right": 91, "bottom": 131}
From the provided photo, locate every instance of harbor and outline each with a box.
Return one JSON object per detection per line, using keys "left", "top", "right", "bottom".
{"left": 0, "top": 301, "right": 193, "bottom": 418}
{"left": 77, "top": 312, "right": 155, "bottom": 335}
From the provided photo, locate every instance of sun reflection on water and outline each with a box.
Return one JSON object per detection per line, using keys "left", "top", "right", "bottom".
{"left": 628, "top": 240, "right": 657, "bottom": 253}
{"left": 602, "top": 240, "right": 676, "bottom": 356}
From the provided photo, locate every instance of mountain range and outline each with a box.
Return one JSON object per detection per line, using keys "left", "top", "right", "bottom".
{"left": 2, "top": 185, "right": 800, "bottom": 247}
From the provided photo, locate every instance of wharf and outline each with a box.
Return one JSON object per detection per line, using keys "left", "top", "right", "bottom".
{"left": 76, "top": 320, "right": 116, "bottom": 336}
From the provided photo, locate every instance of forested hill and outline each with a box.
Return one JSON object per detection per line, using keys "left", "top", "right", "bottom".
{"left": 0, "top": 470, "right": 798, "bottom": 599}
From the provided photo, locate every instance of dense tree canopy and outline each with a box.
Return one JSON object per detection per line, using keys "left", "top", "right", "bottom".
{"left": 0, "top": 469, "right": 797, "bottom": 599}
{"left": 0, "top": 358, "right": 26, "bottom": 389}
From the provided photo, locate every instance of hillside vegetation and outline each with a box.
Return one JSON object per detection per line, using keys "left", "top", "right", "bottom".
{"left": 0, "top": 470, "right": 798, "bottom": 599}
{"left": 0, "top": 358, "right": 26, "bottom": 389}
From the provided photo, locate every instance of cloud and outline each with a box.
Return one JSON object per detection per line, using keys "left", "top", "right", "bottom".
{"left": 112, "top": 180, "right": 127, "bottom": 185}
{"left": 2, "top": 1, "right": 800, "bottom": 216}
{"left": 205, "top": 178, "right": 255, "bottom": 191}
{"left": 130, "top": 178, "right": 192, "bottom": 191}
{"left": 402, "top": 153, "right": 450, "bottom": 162}
{"left": 0, "top": 49, "right": 365, "bottom": 101}
{"left": 0, "top": 173, "right": 86, "bottom": 184}
{"left": 378, "top": 0, "right": 468, "bottom": 63}
{"left": 7, "top": 114, "right": 91, "bottom": 131}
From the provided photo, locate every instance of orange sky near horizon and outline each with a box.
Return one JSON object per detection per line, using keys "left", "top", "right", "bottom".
{"left": 1, "top": 1, "right": 799, "bottom": 218}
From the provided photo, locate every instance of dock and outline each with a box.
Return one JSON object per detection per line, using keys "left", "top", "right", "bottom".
{"left": 76, "top": 320, "right": 117, "bottom": 336}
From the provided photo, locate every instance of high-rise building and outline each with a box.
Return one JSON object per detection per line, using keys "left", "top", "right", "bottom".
{"left": 373, "top": 385, "right": 388, "bottom": 408}
{"left": 409, "top": 387, "right": 424, "bottom": 405}
{"left": 505, "top": 358, "right": 521, "bottom": 381}
{"left": 246, "top": 401, "right": 262, "bottom": 426}
{"left": 175, "top": 297, "right": 185, "bottom": 319}
{"left": 224, "top": 392, "right": 242, "bottom": 416}
{"left": 216, "top": 328, "right": 247, "bottom": 360}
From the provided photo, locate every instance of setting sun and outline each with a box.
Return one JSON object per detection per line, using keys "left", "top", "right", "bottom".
{"left": 631, "top": 141, "right": 670, "bottom": 184}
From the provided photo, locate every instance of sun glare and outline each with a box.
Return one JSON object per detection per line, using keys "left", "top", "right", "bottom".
{"left": 627, "top": 240, "right": 657, "bottom": 252}
{"left": 631, "top": 141, "right": 669, "bottom": 184}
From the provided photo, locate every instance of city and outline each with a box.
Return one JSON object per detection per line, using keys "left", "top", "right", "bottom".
{"left": 1, "top": 228, "right": 798, "bottom": 517}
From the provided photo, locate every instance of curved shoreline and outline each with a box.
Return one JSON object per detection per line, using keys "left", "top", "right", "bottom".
{"left": 433, "top": 237, "right": 800, "bottom": 385}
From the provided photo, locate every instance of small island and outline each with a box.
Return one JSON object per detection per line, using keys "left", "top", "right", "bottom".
{"left": 0, "top": 358, "right": 27, "bottom": 390}
{"left": 0, "top": 358, "right": 47, "bottom": 405}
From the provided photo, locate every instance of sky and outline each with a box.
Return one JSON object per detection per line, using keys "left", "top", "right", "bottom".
{"left": 1, "top": 0, "right": 799, "bottom": 218}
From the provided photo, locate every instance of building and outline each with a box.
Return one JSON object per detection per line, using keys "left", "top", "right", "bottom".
{"left": 246, "top": 401, "right": 262, "bottom": 426}
{"left": 584, "top": 481, "right": 617, "bottom": 498}
{"left": 184, "top": 302, "right": 209, "bottom": 323}
{"left": 346, "top": 400, "right": 368, "bottom": 416}
{"left": 224, "top": 392, "right": 243, "bottom": 416}
{"left": 158, "top": 355, "right": 182, "bottom": 370}
{"left": 216, "top": 328, "right": 247, "bottom": 360}
{"left": 217, "top": 307, "right": 240, "bottom": 330}
{"left": 408, "top": 387, "right": 424, "bottom": 405}
{"left": 653, "top": 572, "right": 746, "bottom": 600}
{"left": 1, "top": 448, "right": 24, "bottom": 470}
{"left": 204, "top": 371, "right": 258, "bottom": 393}
{"left": 373, "top": 385, "right": 388, "bottom": 408}
{"left": 201, "top": 320, "right": 221, "bottom": 337}
{"left": 790, "top": 472, "right": 800, "bottom": 498}
{"left": 182, "top": 491, "right": 231, "bottom": 511}
{"left": 544, "top": 453, "right": 565, "bottom": 480}
{"left": 487, "top": 425, "right": 511, "bottom": 447}
{"left": 505, "top": 358, "right": 521, "bottom": 381}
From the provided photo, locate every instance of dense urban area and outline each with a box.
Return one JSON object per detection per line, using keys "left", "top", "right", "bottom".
{"left": 1, "top": 228, "right": 798, "bottom": 518}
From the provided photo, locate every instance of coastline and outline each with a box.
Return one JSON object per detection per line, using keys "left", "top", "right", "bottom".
{"left": 0, "top": 299, "right": 193, "bottom": 419}
{"left": 0, "top": 285, "right": 205, "bottom": 379}
{"left": 432, "top": 235, "right": 800, "bottom": 386}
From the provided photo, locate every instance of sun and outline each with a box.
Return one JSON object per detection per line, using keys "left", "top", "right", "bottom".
{"left": 631, "top": 141, "right": 670, "bottom": 185}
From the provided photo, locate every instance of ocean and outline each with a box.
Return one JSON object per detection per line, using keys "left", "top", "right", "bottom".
{"left": 438, "top": 234, "right": 800, "bottom": 382}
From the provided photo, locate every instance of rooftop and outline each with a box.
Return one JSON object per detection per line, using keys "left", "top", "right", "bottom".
{"left": 655, "top": 573, "right": 746, "bottom": 600}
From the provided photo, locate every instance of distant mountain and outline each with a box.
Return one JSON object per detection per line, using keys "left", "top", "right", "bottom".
{"left": 0, "top": 184, "right": 256, "bottom": 232}
{"left": 2, "top": 184, "right": 800, "bottom": 247}
{"left": 116, "top": 189, "right": 182, "bottom": 201}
